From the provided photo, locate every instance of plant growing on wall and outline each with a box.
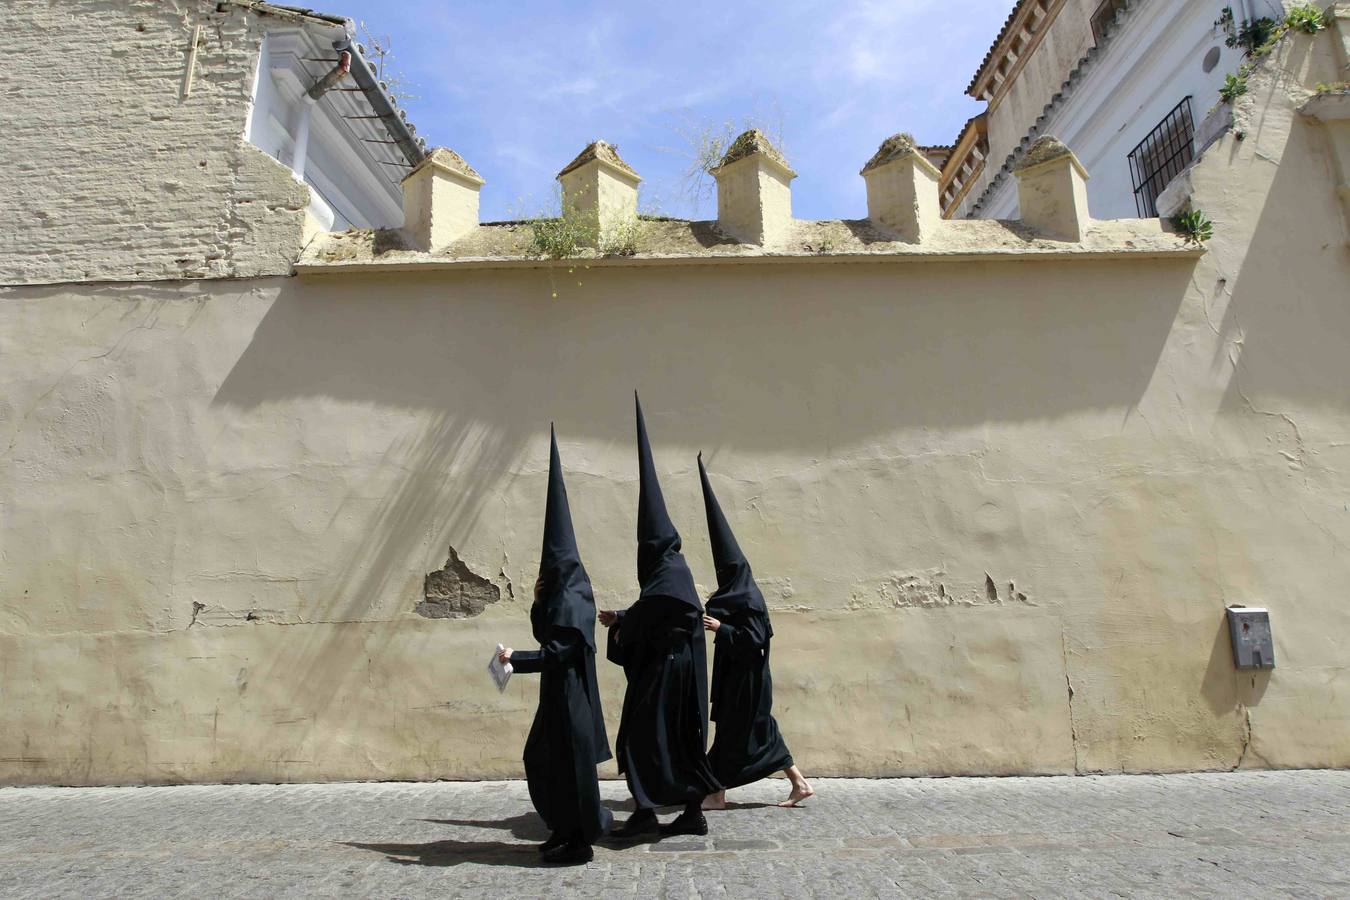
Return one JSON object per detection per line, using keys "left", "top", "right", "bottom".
{"left": 596, "top": 215, "right": 644, "bottom": 257}
{"left": 1215, "top": 6, "right": 1283, "bottom": 57}
{"left": 1172, "top": 209, "right": 1214, "bottom": 244}
{"left": 524, "top": 188, "right": 648, "bottom": 260}
{"left": 1284, "top": 4, "right": 1326, "bottom": 34}
{"left": 665, "top": 107, "right": 786, "bottom": 215}
{"left": 528, "top": 213, "right": 593, "bottom": 260}
{"left": 1214, "top": 5, "right": 1235, "bottom": 37}
{"left": 1219, "top": 68, "right": 1250, "bottom": 103}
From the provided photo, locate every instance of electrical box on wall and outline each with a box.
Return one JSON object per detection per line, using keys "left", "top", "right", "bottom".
{"left": 1226, "top": 607, "right": 1275, "bottom": 669}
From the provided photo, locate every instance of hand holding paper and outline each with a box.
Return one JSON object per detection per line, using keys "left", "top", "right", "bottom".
{"left": 488, "top": 643, "right": 513, "bottom": 693}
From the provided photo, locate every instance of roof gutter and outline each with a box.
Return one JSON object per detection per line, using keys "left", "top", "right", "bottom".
{"left": 332, "top": 31, "right": 426, "bottom": 169}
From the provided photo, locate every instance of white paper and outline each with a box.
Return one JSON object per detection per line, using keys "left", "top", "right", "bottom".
{"left": 488, "top": 643, "right": 513, "bottom": 693}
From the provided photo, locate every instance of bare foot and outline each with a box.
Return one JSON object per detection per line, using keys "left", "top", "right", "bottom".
{"left": 701, "top": 791, "right": 727, "bottom": 811}
{"left": 778, "top": 782, "right": 814, "bottom": 807}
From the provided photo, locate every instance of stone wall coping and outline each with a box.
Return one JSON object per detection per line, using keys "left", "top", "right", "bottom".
{"left": 296, "top": 217, "right": 1200, "bottom": 276}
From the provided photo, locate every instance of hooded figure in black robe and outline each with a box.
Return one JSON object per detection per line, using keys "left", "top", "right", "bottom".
{"left": 698, "top": 454, "right": 796, "bottom": 793}
{"left": 505, "top": 427, "right": 612, "bottom": 864}
{"left": 602, "top": 395, "right": 720, "bottom": 838}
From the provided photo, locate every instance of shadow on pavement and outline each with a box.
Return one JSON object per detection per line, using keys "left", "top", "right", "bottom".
{"left": 419, "top": 812, "right": 548, "bottom": 841}
{"left": 343, "top": 839, "right": 549, "bottom": 869}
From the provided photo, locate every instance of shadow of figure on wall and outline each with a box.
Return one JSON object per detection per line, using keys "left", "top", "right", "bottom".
{"left": 222, "top": 411, "right": 525, "bottom": 769}
{"left": 205, "top": 258, "right": 1195, "bottom": 771}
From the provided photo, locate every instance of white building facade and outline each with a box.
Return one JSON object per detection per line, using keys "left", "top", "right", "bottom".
{"left": 242, "top": 4, "right": 423, "bottom": 231}
{"left": 946, "top": 0, "right": 1288, "bottom": 221}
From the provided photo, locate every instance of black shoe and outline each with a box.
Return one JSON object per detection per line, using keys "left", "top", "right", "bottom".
{"left": 543, "top": 839, "right": 593, "bottom": 866}
{"left": 659, "top": 809, "right": 708, "bottom": 837}
{"left": 537, "top": 831, "right": 568, "bottom": 853}
{"left": 611, "top": 808, "right": 658, "bottom": 839}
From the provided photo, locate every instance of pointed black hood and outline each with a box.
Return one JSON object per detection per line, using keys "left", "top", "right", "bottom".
{"left": 634, "top": 394, "right": 700, "bottom": 610}
{"left": 533, "top": 425, "right": 598, "bottom": 649}
{"left": 698, "top": 454, "right": 768, "bottom": 621}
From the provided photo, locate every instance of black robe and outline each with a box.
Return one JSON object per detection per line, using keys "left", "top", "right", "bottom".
{"left": 511, "top": 625, "right": 611, "bottom": 842}
{"left": 608, "top": 395, "right": 720, "bottom": 808}
{"left": 698, "top": 454, "right": 794, "bottom": 789}
{"left": 509, "top": 427, "right": 612, "bottom": 843}
{"left": 606, "top": 596, "right": 720, "bottom": 807}
{"left": 705, "top": 607, "right": 793, "bottom": 787}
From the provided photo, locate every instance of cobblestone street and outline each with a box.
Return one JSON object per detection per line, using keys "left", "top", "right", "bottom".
{"left": 1, "top": 771, "right": 1346, "bottom": 898}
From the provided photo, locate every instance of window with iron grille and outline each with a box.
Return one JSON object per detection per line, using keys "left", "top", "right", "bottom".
{"left": 1128, "top": 97, "right": 1195, "bottom": 217}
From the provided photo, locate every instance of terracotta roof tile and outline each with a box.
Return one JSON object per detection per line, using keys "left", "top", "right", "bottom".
{"left": 966, "top": 0, "right": 1037, "bottom": 97}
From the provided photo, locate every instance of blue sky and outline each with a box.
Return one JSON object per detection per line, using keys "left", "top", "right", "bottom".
{"left": 328, "top": 1, "right": 1014, "bottom": 221}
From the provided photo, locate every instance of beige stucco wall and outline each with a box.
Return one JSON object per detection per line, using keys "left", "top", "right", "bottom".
{"left": 0, "top": 0, "right": 307, "bottom": 285}
{"left": 1, "top": 14, "right": 1347, "bottom": 787}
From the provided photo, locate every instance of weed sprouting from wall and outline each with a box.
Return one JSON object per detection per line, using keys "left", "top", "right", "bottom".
{"left": 529, "top": 215, "right": 592, "bottom": 260}
{"left": 521, "top": 186, "right": 649, "bottom": 261}
{"left": 661, "top": 106, "right": 787, "bottom": 215}
{"left": 1215, "top": 6, "right": 1281, "bottom": 57}
{"left": 518, "top": 186, "right": 590, "bottom": 260}
{"left": 596, "top": 214, "right": 643, "bottom": 257}
{"left": 1215, "top": 4, "right": 1324, "bottom": 64}
{"left": 1284, "top": 5, "right": 1326, "bottom": 35}
{"left": 1220, "top": 69, "right": 1250, "bottom": 103}
{"left": 1213, "top": 2, "right": 1323, "bottom": 108}
{"left": 1172, "top": 209, "right": 1214, "bottom": 244}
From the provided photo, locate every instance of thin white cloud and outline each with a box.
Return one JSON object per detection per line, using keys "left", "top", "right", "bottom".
{"left": 329, "top": 0, "right": 1014, "bottom": 220}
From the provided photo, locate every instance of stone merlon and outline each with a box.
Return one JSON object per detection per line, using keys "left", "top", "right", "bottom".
{"left": 861, "top": 132, "right": 943, "bottom": 243}
{"left": 307, "top": 128, "right": 1188, "bottom": 272}
{"left": 401, "top": 147, "right": 485, "bottom": 253}
{"left": 1012, "top": 136, "right": 1091, "bottom": 242}
{"left": 556, "top": 140, "right": 641, "bottom": 247}
{"left": 711, "top": 129, "right": 797, "bottom": 247}
{"left": 1014, "top": 135, "right": 1078, "bottom": 172}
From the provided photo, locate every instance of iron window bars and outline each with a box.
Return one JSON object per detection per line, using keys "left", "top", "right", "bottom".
{"left": 1128, "top": 97, "right": 1195, "bottom": 217}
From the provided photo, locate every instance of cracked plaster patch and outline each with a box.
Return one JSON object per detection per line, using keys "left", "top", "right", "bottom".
{"left": 418, "top": 546, "right": 500, "bottom": 619}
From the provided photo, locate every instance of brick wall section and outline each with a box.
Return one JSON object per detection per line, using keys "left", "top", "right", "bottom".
{"left": 0, "top": 0, "right": 309, "bottom": 286}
